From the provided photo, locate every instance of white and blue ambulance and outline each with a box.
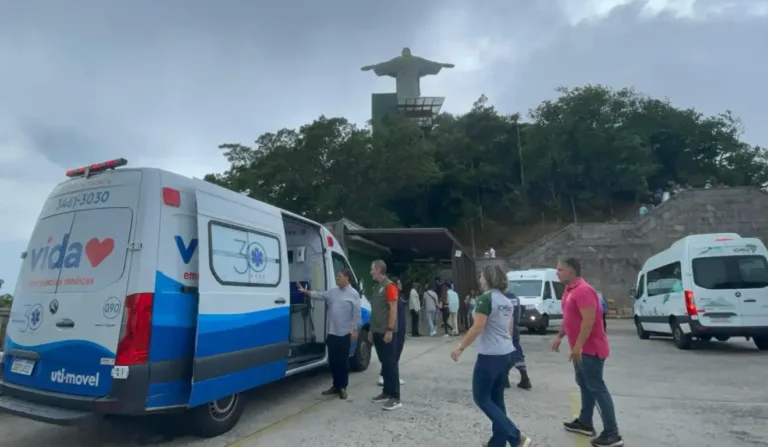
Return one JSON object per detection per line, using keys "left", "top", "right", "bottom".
{"left": 0, "top": 159, "right": 372, "bottom": 437}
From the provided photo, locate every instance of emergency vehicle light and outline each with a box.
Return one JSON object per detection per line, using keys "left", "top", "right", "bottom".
{"left": 715, "top": 238, "right": 733, "bottom": 241}
{"left": 66, "top": 158, "right": 128, "bottom": 178}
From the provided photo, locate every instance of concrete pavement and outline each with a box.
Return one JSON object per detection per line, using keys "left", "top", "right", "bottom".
{"left": 1, "top": 319, "right": 768, "bottom": 446}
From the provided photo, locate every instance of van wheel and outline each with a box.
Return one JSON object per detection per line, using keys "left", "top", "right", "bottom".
{"left": 715, "top": 335, "right": 730, "bottom": 342}
{"left": 672, "top": 323, "right": 693, "bottom": 350}
{"left": 537, "top": 315, "right": 549, "bottom": 335}
{"left": 350, "top": 330, "right": 372, "bottom": 372}
{"left": 190, "top": 393, "right": 245, "bottom": 438}
{"left": 697, "top": 335, "right": 712, "bottom": 342}
{"left": 753, "top": 336, "right": 768, "bottom": 351}
{"left": 635, "top": 318, "right": 650, "bottom": 340}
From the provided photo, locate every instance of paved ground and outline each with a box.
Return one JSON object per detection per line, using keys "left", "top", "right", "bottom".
{"left": 2, "top": 319, "right": 768, "bottom": 446}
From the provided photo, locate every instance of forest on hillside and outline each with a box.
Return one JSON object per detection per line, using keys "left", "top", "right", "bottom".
{"left": 204, "top": 85, "right": 768, "bottom": 250}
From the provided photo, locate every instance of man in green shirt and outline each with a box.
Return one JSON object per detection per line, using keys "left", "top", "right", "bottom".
{"left": 368, "top": 259, "right": 402, "bottom": 411}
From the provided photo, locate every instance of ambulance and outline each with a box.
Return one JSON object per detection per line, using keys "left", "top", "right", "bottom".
{"left": 0, "top": 159, "right": 372, "bottom": 436}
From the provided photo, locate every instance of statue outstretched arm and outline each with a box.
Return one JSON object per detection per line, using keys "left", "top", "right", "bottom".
{"left": 416, "top": 57, "right": 454, "bottom": 76}
{"left": 360, "top": 57, "right": 401, "bottom": 77}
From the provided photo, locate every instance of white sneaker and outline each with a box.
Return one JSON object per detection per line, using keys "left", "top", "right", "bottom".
{"left": 377, "top": 375, "right": 384, "bottom": 386}
{"left": 429, "top": 331, "right": 437, "bottom": 336}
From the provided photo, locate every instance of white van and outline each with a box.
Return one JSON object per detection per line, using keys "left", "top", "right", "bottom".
{"left": 0, "top": 159, "right": 373, "bottom": 437}
{"left": 506, "top": 269, "right": 564, "bottom": 334}
{"left": 633, "top": 233, "right": 768, "bottom": 350}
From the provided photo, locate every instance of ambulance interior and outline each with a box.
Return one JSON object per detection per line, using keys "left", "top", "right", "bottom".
{"left": 284, "top": 216, "right": 329, "bottom": 367}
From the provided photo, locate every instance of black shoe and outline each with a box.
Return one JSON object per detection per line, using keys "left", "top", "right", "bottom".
{"left": 517, "top": 377, "right": 532, "bottom": 390}
{"left": 382, "top": 398, "right": 402, "bottom": 411}
{"left": 339, "top": 389, "right": 347, "bottom": 400}
{"left": 372, "top": 393, "right": 390, "bottom": 403}
{"left": 321, "top": 387, "right": 339, "bottom": 396}
{"left": 563, "top": 419, "right": 597, "bottom": 436}
{"left": 591, "top": 432, "right": 624, "bottom": 447}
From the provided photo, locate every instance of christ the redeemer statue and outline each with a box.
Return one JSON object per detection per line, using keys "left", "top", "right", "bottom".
{"left": 361, "top": 48, "right": 454, "bottom": 99}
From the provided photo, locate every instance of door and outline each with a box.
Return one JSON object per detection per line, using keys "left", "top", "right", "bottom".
{"left": 542, "top": 282, "right": 561, "bottom": 327}
{"left": 4, "top": 177, "right": 138, "bottom": 398}
{"left": 634, "top": 273, "right": 649, "bottom": 324}
{"left": 551, "top": 281, "right": 565, "bottom": 322}
{"left": 690, "top": 246, "right": 768, "bottom": 328}
{"left": 190, "top": 190, "right": 290, "bottom": 407}
{"left": 645, "top": 262, "right": 683, "bottom": 333}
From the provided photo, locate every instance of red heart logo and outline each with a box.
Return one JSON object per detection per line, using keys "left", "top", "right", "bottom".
{"left": 85, "top": 238, "right": 115, "bottom": 268}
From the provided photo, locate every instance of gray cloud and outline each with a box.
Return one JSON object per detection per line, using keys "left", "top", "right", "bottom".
{"left": 1, "top": 0, "right": 766, "bottom": 288}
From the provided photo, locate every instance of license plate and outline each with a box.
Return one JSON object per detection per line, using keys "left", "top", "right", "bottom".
{"left": 10, "top": 359, "right": 35, "bottom": 376}
{"left": 710, "top": 317, "right": 731, "bottom": 323}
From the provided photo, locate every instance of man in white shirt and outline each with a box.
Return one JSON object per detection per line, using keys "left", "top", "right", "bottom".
{"left": 409, "top": 283, "right": 422, "bottom": 337}
{"left": 424, "top": 287, "right": 439, "bottom": 336}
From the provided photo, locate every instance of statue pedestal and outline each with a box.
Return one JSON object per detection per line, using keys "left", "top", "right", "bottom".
{"left": 371, "top": 93, "right": 444, "bottom": 128}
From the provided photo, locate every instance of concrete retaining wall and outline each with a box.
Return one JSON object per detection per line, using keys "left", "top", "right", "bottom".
{"left": 500, "top": 187, "right": 768, "bottom": 307}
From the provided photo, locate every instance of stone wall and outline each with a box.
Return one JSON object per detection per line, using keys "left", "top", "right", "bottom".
{"left": 502, "top": 187, "right": 768, "bottom": 307}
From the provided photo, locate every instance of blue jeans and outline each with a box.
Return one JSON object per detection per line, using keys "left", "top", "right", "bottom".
{"left": 427, "top": 310, "right": 437, "bottom": 334}
{"left": 472, "top": 353, "right": 521, "bottom": 447}
{"left": 574, "top": 354, "right": 619, "bottom": 435}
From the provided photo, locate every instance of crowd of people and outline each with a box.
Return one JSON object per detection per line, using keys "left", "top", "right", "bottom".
{"left": 298, "top": 258, "right": 623, "bottom": 447}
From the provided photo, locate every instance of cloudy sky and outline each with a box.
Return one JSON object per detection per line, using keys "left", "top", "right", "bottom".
{"left": 1, "top": 0, "right": 767, "bottom": 291}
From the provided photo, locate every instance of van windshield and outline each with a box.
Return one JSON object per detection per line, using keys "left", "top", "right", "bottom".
{"left": 507, "top": 280, "right": 543, "bottom": 297}
{"left": 692, "top": 255, "right": 768, "bottom": 290}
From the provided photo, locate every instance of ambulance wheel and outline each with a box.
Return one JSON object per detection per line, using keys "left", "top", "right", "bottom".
{"left": 754, "top": 336, "right": 768, "bottom": 351}
{"left": 715, "top": 335, "right": 730, "bottom": 342}
{"left": 537, "top": 315, "right": 549, "bottom": 335}
{"left": 697, "top": 335, "right": 712, "bottom": 342}
{"left": 350, "top": 330, "right": 372, "bottom": 372}
{"left": 672, "top": 322, "right": 693, "bottom": 350}
{"left": 191, "top": 393, "right": 245, "bottom": 438}
{"left": 635, "top": 318, "right": 650, "bottom": 340}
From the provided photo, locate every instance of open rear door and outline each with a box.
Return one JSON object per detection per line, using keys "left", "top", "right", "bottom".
{"left": 189, "top": 188, "right": 290, "bottom": 408}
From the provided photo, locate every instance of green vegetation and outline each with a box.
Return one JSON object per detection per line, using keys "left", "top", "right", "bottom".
{"left": 0, "top": 279, "right": 12, "bottom": 308}
{"left": 205, "top": 85, "right": 767, "bottom": 252}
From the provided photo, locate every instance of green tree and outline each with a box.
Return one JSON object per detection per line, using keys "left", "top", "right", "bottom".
{"left": 205, "top": 84, "right": 768, "bottom": 245}
{"left": 0, "top": 279, "right": 12, "bottom": 308}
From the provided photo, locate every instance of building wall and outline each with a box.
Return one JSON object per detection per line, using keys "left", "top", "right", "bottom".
{"left": 484, "top": 187, "right": 768, "bottom": 309}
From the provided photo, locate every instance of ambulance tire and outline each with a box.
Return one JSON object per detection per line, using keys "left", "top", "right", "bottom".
{"left": 190, "top": 393, "right": 245, "bottom": 438}
{"left": 715, "top": 335, "right": 730, "bottom": 342}
{"left": 754, "top": 336, "right": 768, "bottom": 351}
{"left": 350, "top": 330, "right": 372, "bottom": 372}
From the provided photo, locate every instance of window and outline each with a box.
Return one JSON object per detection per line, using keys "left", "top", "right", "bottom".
{"left": 692, "top": 255, "right": 768, "bottom": 290}
{"left": 209, "top": 222, "right": 282, "bottom": 287}
{"left": 507, "top": 280, "right": 543, "bottom": 297}
{"left": 542, "top": 282, "right": 553, "bottom": 299}
{"left": 552, "top": 282, "right": 565, "bottom": 300}
{"left": 635, "top": 275, "right": 645, "bottom": 299}
{"left": 646, "top": 262, "right": 682, "bottom": 297}
{"left": 331, "top": 252, "right": 358, "bottom": 288}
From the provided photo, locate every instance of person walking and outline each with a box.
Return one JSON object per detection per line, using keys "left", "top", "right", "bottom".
{"left": 379, "top": 277, "right": 407, "bottom": 386}
{"left": 465, "top": 289, "right": 477, "bottom": 328}
{"left": 450, "top": 265, "right": 532, "bottom": 447}
{"left": 439, "top": 283, "right": 453, "bottom": 336}
{"left": 424, "top": 286, "right": 439, "bottom": 336}
{"left": 368, "top": 260, "right": 402, "bottom": 410}
{"left": 504, "top": 289, "right": 532, "bottom": 390}
{"left": 447, "top": 282, "right": 460, "bottom": 335}
{"left": 552, "top": 258, "right": 623, "bottom": 447}
{"left": 296, "top": 268, "right": 361, "bottom": 400}
{"left": 409, "top": 282, "right": 421, "bottom": 337}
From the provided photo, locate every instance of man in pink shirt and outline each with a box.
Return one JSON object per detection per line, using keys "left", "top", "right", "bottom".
{"left": 552, "top": 258, "right": 624, "bottom": 447}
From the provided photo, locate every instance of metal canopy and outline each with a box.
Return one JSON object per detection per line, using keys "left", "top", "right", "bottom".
{"left": 343, "top": 227, "right": 464, "bottom": 261}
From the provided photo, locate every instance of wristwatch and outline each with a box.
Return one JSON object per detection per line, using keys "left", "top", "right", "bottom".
{"left": 386, "top": 327, "right": 394, "bottom": 332}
